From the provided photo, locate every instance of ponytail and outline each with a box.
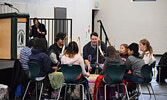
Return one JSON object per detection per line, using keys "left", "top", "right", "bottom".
{"left": 140, "top": 39, "right": 153, "bottom": 56}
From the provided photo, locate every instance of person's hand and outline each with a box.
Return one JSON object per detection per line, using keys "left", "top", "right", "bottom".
{"left": 100, "top": 64, "right": 104, "bottom": 69}
{"left": 29, "top": 26, "right": 32, "bottom": 30}
{"left": 37, "top": 28, "right": 41, "bottom": 34}
{"left": 53, "top": 66, "right": 58, "bottom": 72}
{"left": 88, "top": 65, "right": 92, "bottom": 72}
{"left": 86, "top": 72, "right": 90, "bottom": 78}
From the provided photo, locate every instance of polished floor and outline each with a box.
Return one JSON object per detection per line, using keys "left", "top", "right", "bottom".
{"left": 137, "top": 78, "right": 167, "bottom": 100}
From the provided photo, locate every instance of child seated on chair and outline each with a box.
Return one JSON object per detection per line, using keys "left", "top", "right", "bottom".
{"left": 93, "top": 46, "right": 123, "bottom": 100}
{"left": 61, "top": 41, "right": 90, "bottom": 99}
{"left": 120, "top": 44, "right": 129, "bottom": 64}
{"left": 124, "top": 43, "right": 145, "bottom": 94}
{"left": 139, "top": 39, "right": 156, "bottom": 65}
{"left": 120, "top": 43, "right": 133, "bottom": 95}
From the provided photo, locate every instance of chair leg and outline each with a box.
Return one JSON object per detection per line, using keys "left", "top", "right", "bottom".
{"left": 35, "top": 82, "right": 38, "bottom": 100}
{"left": 81, "top": 84, "right": 84, "bottom": 100}
{"left": 149, "top": 84, "right": 157, "bottom": 100}
{"left": 145, "top": 84, "right": 151, "bottom": 97}
{"left": 22, "top": 81, "right": 31, "bottom": 100}
{"left": 138, "top": 84, "right": 144, "bottom": 100}
{"left": 64, "top": 84, "right": 68, "bottom": 100}
{"left": 38, "top": 82, "right": 44, "bottom": 100}
{"left": 122, "top": 83, "right": 130, "bottom": 100}
{"left": 57, "top": 84, "right": 64, "bottom": 100}
{"left": 104, "top": 84, "right": 107, "bottom": 100}
{"left": 95, "top": 88, "right": 99, "bottom": 100}
{"left": 159, "top": 67, "right": 161, "bottom": 83}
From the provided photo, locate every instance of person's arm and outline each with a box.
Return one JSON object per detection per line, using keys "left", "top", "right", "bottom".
{"left": 125, "top": 58, "right": 131, "bottom": 70}
{"left": 83, "top": 44, "right": 92, "bottom": 71}
{"left": 84, "top": 59, "right": 92, "bottom": 71}
{"left": 37, "top": 28, "right": 46, "bottom": 35}
{"left": 42, "top": 55, "right": 55, "bottom": 73}
{"left": 38, "top": 24, "right": 47, "bottom": 35}
{"left": 49, "top": 50, "right": 59, "bottom": 64}
{"left": 29, "top": 26, "right": 33, "bottom": 37}
{"left": 100, "top": 60, "right": 107, "bottom": 75}
{"left": 80, "top": 56, "right": 90, "bottom": 77}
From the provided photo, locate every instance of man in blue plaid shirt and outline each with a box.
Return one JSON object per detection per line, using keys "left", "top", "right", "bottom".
{"left": 19, "top": 39, "right": 35, "bottom": 77}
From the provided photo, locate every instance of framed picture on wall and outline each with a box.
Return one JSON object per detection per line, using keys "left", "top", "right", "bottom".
{"left": 133, "top": 0, "right": 156, "bottom": 1}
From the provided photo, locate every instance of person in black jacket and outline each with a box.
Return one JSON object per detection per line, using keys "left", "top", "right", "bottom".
{"left": 29, "top": 38, "right": 56, "bottom": 77}
{"left": 29, "top": 18, "right": 47, "bottom": 39}
{"left": 156, "top": 52, "right": 167, "bottom": 83}
{"left": 48, "top": 33, "right": 66, "bottom": 69}
{"left": 29, "top": 38, "right": 56, "bottom": 99}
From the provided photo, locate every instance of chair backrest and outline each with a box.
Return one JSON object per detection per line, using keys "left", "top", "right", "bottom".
{"left": 150, "top": 61, "right": 156, "bottom": 68}
{"left": 28, "top": 62, "right": 40, "bottom": 81}
{"left": 106, "top": 64, "right": 126, "bottom": 84}
{"left": 60, "top": 64, "right": 82, "bottom": 83}
{"left": 141, "top": 64, "right": 153, "bottom": 83}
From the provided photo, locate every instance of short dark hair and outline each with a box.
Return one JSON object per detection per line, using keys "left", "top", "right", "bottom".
{"left": 128, "top": 43, "right": 139, "bottom": 57}
{"left": 27, "top": 39, "right": 35, "bottom": 48}
{"left": 55, "top": 32, "right": 66, "bottom": 42}
{"left": 33, "top": 38, "right": 48, "bottom": 53}
{"left": 90, "top": 32, "right": 98, "bottom": 38}
{"left": 33, "top": 17, "right": 38, "bottom": 23}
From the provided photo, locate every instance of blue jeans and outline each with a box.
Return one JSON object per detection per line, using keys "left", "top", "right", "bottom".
{"left": 124, "top": 74, "right": 145, "bottom": 92}
{"left": 85, "top": 64, "right": 102, "bottom": 74}
{"left": 124, "top": 74, "right": 145, "bottom": 83}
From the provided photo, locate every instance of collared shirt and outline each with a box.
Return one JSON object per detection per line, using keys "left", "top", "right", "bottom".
{"left": 19, "top": 46, "right": 32, "bottom": 70}
{"left": 83, "top": 41, "right": 107, "bottom": 64}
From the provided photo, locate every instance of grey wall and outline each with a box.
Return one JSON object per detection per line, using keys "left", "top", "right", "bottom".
{"left": 95, "top": 0, "right": 167, "bottom": 54}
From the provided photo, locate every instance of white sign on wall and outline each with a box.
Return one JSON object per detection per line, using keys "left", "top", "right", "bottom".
{"left": 17, "top": 23, "right": 26, "bottom": 56}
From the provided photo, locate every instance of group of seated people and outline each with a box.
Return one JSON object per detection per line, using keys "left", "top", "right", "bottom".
{"left": 19, "top": 31, "right": 156, "bottom": 100}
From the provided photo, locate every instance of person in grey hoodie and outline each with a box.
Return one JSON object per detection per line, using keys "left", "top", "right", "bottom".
{"left": 100, "top": 46, "right": 124, "bottom": 83}
{"left": 93, "top": 46, "right": 123, "bottom": 100}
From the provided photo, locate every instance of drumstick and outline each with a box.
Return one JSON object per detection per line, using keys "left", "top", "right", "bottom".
{"left": 95, "top": 37, "right": 100, "bottom": 74}
{"left": 108, "top": 35, "right": 116, "bottom": 47}
{"left": 96, "top": 37, "right": 99, "bottom": 64}
{"left": 77, "top": 36, "right": 81, "bottom": 55}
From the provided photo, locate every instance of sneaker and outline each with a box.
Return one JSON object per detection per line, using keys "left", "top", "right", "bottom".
{"left": 71, "top": 92, "right": 80, "bottom": 99}
{"left": 84, "top": 93, "right": 87, "bottom": 100}
{"left": 115, "top": 91, "right": 119, "bottom": 99}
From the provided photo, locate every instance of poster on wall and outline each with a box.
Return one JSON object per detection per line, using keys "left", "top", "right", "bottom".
{"left": 17, "top": 23, "right": 26, "bottom": 57}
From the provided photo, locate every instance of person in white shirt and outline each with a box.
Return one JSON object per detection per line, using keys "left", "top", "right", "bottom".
{"left": 139, "top": 39, "right": 156, "bottom": 65}
{"left": 61, "top": 41, "right": 90, "bottom": 77}
{"left": 61, "top": 41, "right": 91, "bottom": 99}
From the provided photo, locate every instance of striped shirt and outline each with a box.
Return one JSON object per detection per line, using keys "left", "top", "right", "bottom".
{"left": 19, "top": 46, "right": 32, "bottom": 70}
